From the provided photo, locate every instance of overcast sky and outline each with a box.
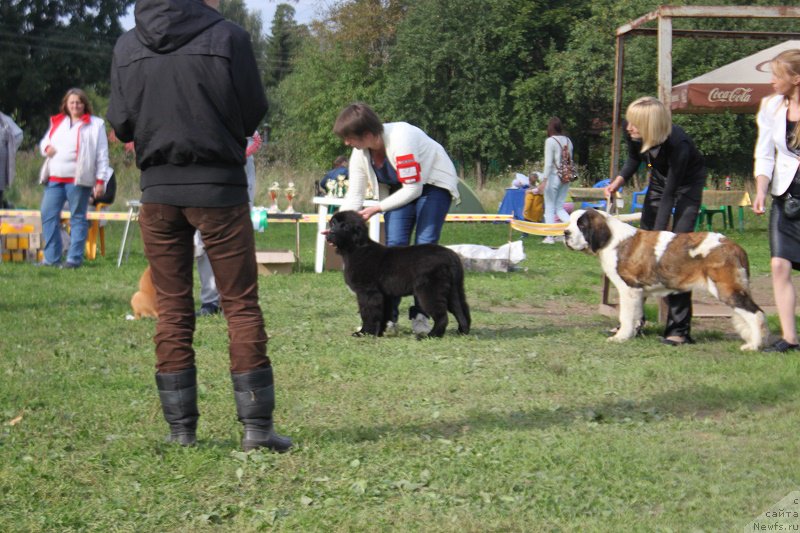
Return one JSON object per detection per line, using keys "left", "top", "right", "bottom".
{"left": 121, "top": 1, "right": 327, "bottom": 31}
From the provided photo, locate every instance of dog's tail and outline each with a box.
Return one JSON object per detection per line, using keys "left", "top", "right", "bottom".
{"left": 448, "top": 253, "right": 471, "bottom": 334}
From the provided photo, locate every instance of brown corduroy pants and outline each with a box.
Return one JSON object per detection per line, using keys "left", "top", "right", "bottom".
{"left": 138, "top": 203, "right": 270, "bottom": 374}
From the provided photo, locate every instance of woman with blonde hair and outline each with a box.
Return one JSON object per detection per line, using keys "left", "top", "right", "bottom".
{"left": 39, "top": 87, "right": 109, "bottom": 268}
{"left": 752, "top": 49, "right": 800, "bottom": 352}
{"left": 605, "top": 96, "right": 707, "bottom": 345}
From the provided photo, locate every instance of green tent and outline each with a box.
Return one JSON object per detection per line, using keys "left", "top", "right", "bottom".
{"left": 448, "top": 179, "right": 485, "bottom": 214}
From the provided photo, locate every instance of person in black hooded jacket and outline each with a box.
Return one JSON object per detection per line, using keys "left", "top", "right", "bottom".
{"left": 604, "top": 96, "right": 707, "bottom": 347}
{"left": 107, "top": 0, "right": 291, "bottom": 453}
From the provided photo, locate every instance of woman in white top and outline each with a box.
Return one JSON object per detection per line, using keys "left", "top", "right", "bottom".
{"left": 39, "top": 88, "right": 109, "bottom": 268}
{"left": 334, "top": 103, "right": 460, "bottom": 335}
{"left": 541, "top": 117, "right": 573, "bottom": 244}
{"left": 752, "top": 49, "right": 800, "bottom": 352}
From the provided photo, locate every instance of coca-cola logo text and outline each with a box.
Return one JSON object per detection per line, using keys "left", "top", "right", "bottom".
{"left": 708, "top": 87, "right": 753, "bottom": 103}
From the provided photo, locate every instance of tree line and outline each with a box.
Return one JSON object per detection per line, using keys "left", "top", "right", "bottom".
{"left": 1, "top": 0, "right": 792, "bottom": 186}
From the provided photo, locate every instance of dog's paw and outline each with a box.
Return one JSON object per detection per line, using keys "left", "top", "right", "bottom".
{"left": 352, "top": 330, "right": 368, "bottom": 337}
{"left": 740, "top": 342, "right": 760, "bottom": 351}
{"left": 606, "top": 334, "right": 630, "bottom": 343}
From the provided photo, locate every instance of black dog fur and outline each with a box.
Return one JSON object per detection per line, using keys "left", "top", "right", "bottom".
{"left": 325, "top": 210, "right": 471, "bottom": 338}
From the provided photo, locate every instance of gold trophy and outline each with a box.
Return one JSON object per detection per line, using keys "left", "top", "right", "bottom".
{"left": 283, "top": 182, "right": 296, "bottom": 214}
{"left": 326, "top": 179, "right": 336, "bottom": 197}
{"left": 268, "top": 181, "right": 281, "bottom": 214}
{"left": 335, "top": 174, "right": 347, "bottom": 198}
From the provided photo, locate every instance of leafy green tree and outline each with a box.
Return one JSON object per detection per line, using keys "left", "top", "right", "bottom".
{"left": 263, "top": 3, "right": 306, "bottom": 89}
{"left": 270, "top": 0, "right": 405, "bottom": 165}
{"left": 272, "top": 0, "right": 796, "bottom": 182}
{"left": 0, "top": 0, "right": 132, "bottom": 139}
{"left": 383, "top": 0, "right": 588, "bottom": 187}
{"left": 520, "top": 0, "right": 654, "bottom": 180}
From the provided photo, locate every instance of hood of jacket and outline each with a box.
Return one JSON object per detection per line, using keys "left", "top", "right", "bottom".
{"left": 134, "top": 0, "right": 223, "bottom": 53}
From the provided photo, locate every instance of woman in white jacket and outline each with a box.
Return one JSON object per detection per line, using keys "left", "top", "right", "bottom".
{"left": 39, "top": 88, "right": 109, "bottom": 268}
{"left": 541, "top": 117, "right": 573, "bottom": 244}
{"left": 752, "top": 49, "right": 800, "bottom": 352}
{"left": 333, "top": 103, "right": 460, "bottom": 335}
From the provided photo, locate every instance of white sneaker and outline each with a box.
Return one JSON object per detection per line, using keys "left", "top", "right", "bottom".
{"left": 554, "top": 235, "right": 565, "bottom": 243}
{"left": 411, "top": 313, "right": 432, "bottom": 336}
{"left": 384, "top": 321, "right": 399, "bottom": 337}
{"left": 542, "top": 236, "right": 555, "bottom": 245}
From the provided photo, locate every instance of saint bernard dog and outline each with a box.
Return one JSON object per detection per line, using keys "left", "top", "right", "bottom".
{"left": 564, "top": 208, "right": 765, "bottom": 350}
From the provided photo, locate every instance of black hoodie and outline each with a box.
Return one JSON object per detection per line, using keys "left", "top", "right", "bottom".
{"left": 107, "top": 0, "right": 268, "bottom": 206}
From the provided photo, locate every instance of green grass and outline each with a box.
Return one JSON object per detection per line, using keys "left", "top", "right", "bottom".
{"left": 1, "top": 204, "right": 798, "bottom": 531}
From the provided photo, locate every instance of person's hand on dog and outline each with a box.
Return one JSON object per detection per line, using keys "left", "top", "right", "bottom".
{"left": 358, "top": 205, "right": 382, "bottom": 220}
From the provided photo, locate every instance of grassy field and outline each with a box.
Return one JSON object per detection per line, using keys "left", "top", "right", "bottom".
{"left": 1, "top": 203, "right": 798, "bottom": 532}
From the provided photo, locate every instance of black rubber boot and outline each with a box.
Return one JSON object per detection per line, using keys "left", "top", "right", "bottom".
{"left": 155, "top": 368, "right": 199, "bottom": 446}
{"left": 231, "top": 367, "right": 292, "bottom": 452}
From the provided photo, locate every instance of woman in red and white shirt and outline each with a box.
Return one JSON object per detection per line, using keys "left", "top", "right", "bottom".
{"left": 39, "top": 88, "right": 109, "bottom": 268}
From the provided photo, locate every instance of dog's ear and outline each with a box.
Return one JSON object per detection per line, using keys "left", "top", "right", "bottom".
{"left": 578, "top": 209, "right": 611, "bottom": 253}
{"left": 348, "top": 213, "right": 369, "bottom": 245}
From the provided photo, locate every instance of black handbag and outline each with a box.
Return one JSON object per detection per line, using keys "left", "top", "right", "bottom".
{"left": 784, "top": 194, "right": 800, "bottom": 220}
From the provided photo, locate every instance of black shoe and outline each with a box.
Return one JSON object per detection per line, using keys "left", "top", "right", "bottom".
{"left": 762, "top": 339, "right": 800, "bottom": 353}
{"left": 34, "top": 261, "right": 60, "bottom": 268}
{"left": 196, "top": 302, "right": 221, "bottom": 316}
{"left": 61, "top": 262, "right": 81, "bottom": 269}
{"left": 660, "top": 335, "right": 696, "bottom": 346}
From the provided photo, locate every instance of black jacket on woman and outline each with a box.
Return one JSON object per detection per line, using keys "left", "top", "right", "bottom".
{"left": 619, "top": 124, "right": 706, "bottom": 231}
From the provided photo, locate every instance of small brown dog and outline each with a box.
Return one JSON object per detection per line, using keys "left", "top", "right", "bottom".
{"left": 131, "top": 265, "right": 159, "bottom": 319}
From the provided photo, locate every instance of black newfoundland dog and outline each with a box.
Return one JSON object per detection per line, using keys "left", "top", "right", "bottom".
{"left": 325, "top": 210, "right": 471, "bottom": 338}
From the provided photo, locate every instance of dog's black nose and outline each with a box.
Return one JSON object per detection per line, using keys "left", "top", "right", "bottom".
{"left": 564, "top": 229, "right": 571, "bottom": 238}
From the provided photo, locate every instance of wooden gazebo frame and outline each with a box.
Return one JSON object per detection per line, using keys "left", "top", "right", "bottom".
{"left": 609, "top": 5, "right": 800, "bottom": 179}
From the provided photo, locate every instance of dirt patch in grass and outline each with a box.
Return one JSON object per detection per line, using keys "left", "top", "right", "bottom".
{"left": 488, "top": 275, "right": 794, "bottom": 343}
{"left": 488, "top": 300, "right": 597, "bottom": 317}
{"left": 492, "top": 275, "right": 793, "bottom": 316}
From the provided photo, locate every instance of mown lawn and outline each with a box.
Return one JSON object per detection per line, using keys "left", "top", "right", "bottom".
{"left": 1, "top": 212, "right": 798, "bottom": 531}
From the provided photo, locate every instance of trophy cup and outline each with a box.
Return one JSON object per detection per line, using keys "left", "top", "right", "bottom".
{"left": 335, "top": 174, "right": 347, "bottom": 198}
{"left": 283, "top": 181, "right": 296, "bottom": 214}
{"left": 268, "top": 181, "right": 281, "bottom": 214}
{"left": 326, "top": 179, "right": 336, "bottom": 197}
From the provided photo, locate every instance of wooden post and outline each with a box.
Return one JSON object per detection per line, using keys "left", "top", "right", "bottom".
{"left": 609, "top": 35, "right": 625, "bottom": 180}
{"left": 657, "top": 13, "right": 672, "bottom": 107}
